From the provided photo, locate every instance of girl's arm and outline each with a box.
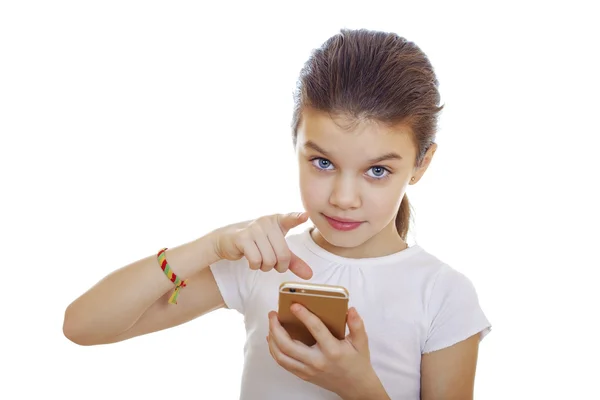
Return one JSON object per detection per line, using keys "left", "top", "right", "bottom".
{"left": 62, "top": 234, "right": 223, "bottom": 346}
{"left": 63, "top": 212, "right": 310, "bottom": 346}
{"left": 420, "top": 333, "right": 480, "bottom": 400}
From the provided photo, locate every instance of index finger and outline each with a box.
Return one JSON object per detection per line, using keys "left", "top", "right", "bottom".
{"left": 289, "top": 252, "right": 313, "bottom": 280}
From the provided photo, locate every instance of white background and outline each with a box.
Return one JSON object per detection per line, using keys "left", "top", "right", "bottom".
{"left": 1, "top": 1, "right": 599, "bottom": 399}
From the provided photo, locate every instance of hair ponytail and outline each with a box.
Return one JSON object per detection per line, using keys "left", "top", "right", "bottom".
{"left": 395, "top": 194, "right": 411, "bottom": 242}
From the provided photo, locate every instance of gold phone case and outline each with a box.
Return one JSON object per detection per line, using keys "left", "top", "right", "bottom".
{"left": 278, "top": 281, "right": 349, "bottom": 346}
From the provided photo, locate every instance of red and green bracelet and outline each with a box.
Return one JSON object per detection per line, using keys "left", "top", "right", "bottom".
{"left": 157, "top": 248, "right": 187, "bottom": 304}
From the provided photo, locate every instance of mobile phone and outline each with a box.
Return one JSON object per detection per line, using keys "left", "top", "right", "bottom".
{"left": 278, "top": 281, "right": 349, "bottom": 346}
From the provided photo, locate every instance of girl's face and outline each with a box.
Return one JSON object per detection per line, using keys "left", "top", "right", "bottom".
{"left": 296, "top": 107, "right": 434, "bottom": 258}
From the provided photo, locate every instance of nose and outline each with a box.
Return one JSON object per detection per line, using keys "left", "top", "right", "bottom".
{"left": 329, "top": 175, "right": 361, "bottom": 210}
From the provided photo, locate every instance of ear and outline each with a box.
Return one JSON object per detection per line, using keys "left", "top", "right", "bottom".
{"left": 410, "top": 143, "right": 437, "bottom": 185}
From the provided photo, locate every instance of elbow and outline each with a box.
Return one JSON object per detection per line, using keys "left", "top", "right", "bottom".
{"left": 63, "top": 325, "right": 92, "bottom": 346}
{"left": 62, "top": 304, "right": 96, "bottom": 346}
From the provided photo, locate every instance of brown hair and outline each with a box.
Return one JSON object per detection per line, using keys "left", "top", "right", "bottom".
{"left": 291, "top": 28, "right": 444, "bottom": 241}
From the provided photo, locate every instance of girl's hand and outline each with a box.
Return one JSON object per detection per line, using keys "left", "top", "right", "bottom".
{"left": 212, "top": 212, "right": 313, "bottom": 279}
{"left": 267, "top": 305, "right": 389, "bottom": 400}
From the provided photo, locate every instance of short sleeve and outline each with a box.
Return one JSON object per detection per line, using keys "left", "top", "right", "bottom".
{"left": 209, "top": 258, "right": 257, "bottom": 315}
{"left": 422, "top": 266, "right": 491, "bottom": 354}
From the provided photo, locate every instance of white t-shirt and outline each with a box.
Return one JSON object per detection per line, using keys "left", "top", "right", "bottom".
{"left": 209, "top": 228, "right": 491, "bottom": 399}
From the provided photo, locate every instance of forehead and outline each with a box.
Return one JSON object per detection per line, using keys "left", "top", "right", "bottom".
{"left": 297, "top": 108, "right": 416, "bottom": 157}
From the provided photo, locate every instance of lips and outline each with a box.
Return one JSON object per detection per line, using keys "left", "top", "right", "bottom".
{"left": 322, "top": 214, "right": 364, "bottom": 231}
{"left": 326, "top": 215, "right": 362, "bottom": 223}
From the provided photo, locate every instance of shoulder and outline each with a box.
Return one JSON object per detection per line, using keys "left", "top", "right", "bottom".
{"left": 403, "top": 246, "right": 479, "bottom": 297}
{"left": 418, "top": 252, "right": 491, "bottom": 353}
{"left": 431, "top": 263, "right": 476, "bottom": 294}
{"left": 427, "top": 260, "right": 482, "bottom": 310}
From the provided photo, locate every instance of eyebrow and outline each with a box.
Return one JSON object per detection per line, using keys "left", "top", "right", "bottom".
{"left": 304, "top": 140, "right": 403, "bottom": 164}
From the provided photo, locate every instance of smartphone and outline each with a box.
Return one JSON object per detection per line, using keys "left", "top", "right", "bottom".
{"left": 278, "top": 281, "right": 349, "bottom": 346}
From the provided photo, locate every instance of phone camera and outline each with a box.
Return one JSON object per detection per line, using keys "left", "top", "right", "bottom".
{"left": 289, "top": 288, "right": 296, "bottom": 293}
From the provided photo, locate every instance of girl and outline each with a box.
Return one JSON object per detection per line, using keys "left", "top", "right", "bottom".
{"left": 63, "top": 28, "right": 491, "bottom": 399}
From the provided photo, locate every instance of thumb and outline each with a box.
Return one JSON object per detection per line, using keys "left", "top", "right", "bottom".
{"left": 288, "top": 251, "right": 313, "bottom": 280}
{"left": 278, "top": 211, "right": 309, "bottom": 234}
{"left": 346, "top": 307, "right": 369, "bottom": 354}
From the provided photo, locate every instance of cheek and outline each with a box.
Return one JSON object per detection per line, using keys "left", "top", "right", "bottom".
{"left": 298, "top": 166, "right": 329, "bottom": 207}
{"left": 364, "top": 183, "right": 406, "bottom": 218}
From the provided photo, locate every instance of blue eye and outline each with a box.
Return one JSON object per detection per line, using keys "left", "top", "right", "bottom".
{"left": 312, "top": 158, "right": 334, "bottom": 170}
{"left": 366, "top": 166, "right": 389, "bottom": 179}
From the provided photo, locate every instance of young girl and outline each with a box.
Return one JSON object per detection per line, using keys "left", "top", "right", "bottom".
{"left": 63, "top": 28, "right": 491, "bottom": 399}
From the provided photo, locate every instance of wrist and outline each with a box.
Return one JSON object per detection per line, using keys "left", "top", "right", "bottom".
{"left": 341, "top": 371, "right": 390, "bottom": 400}
{"left": 165, "top": 233, "right": 222, "bottom": 278}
